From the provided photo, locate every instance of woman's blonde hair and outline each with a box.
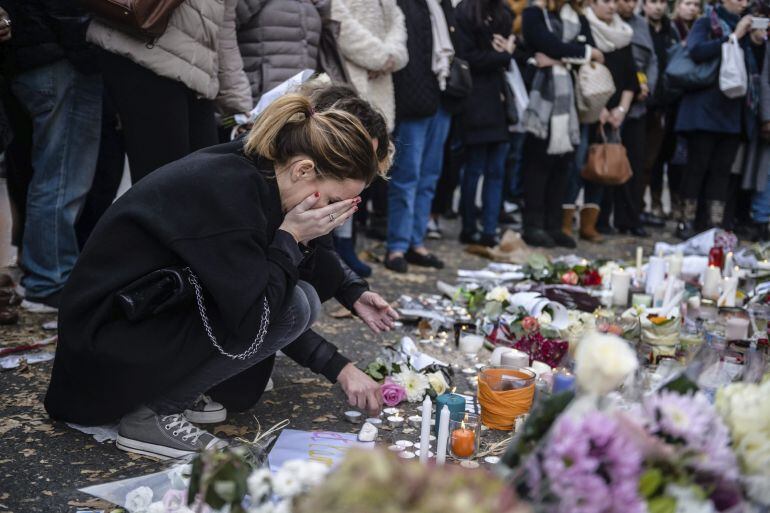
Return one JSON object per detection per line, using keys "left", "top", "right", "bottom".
{"left": 245, "top": 93, "right": 383, "bottom": 185}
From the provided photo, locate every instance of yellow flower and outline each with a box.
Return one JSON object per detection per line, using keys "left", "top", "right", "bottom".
{"left": 428, "top": 372, "right": 448, "bottom": 396}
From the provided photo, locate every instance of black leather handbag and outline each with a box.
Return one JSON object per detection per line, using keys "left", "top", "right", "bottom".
{"left": 444, "top": 57, "right": 473, "bottom": 99}
{"left": 115, "top": 267, "right": 193, "bottom": 321}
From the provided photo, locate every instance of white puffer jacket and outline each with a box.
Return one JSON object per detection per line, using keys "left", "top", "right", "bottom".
{"left": 331, "top": 0, "right": 408, "bottom": 130}
{"left": 87, "top": 0, "right": 252, "bottom": 115}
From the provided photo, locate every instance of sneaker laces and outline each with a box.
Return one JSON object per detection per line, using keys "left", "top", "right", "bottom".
{"left": 162, "top": 414, "right": 208, "bottom": 444}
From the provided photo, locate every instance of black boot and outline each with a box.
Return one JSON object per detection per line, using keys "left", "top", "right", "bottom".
{"left": 675, "top": 199, "right": 698, "bottom": 240}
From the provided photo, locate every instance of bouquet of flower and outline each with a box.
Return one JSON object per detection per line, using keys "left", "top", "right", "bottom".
{"left": 715, "top": 380, "right": 770, "bottom": 506}
{"left": 365, "top": 349, "right": 451, "bottom": 407}
{"left": 521, "top": 254, "right": 603, "bottom": 287}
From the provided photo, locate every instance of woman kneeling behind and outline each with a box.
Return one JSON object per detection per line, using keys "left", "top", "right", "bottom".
{"left": 44, "top": 92, "right": 395, "bottom": 459}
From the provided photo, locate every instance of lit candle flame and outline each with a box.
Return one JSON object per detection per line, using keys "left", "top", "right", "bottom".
{"left": 451, "top": 387, "right": 456, "bottom": 394}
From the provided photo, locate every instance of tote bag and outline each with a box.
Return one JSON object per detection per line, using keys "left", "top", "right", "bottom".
{"left": 581, "top": 125, "right": 633, "bottom": 186}
{"left": 575, "top": 62, "right": 616, "bottom": 123}
{"left": 664, "top": 44, "right": 720, "bottom": 91}
{"left": 719, "top": 34, "right": 748, "bottom": 98}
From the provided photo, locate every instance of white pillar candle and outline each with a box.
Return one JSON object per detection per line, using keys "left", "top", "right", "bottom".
{"left": 611, "top": 270, "right": 631, "bottom": 306}
{"left": 669, "top": 252, "right": 683, "bottom": 278}
{"left": 646, "top": 256, "right": 666, "bottom": 295}
{"left": 702, "top": 265, "right": 721, "bottom": 301}
{"left": 723, "top": 252, "right": 734, "bottom": 276}
{"left": 636, "top": 247, "right": 644, "bottom": 282}
{"left": 458, "top": 334, "right": 485, "bottom": 354}
{"left": 435, "top": 405, "right": 450, "bottom": 465}
{"left": 719, "top": 276, "right": 739, "bottom": 307}
{"left": 726, "top": 317, "right": 749, "bottom": 340}
{"left": 501, "top": 349, "right": 529, "bottom": 368}
{"left": 419, "top": 396, "right": 432, "bottom": 464}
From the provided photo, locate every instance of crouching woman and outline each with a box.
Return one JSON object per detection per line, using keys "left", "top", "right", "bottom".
{"left": 44, "top": 93, "right": 392, "bottom": 459}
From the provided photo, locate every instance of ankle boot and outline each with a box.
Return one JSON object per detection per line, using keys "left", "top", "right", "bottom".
{"left": 675, "top": 198, "right": 698, "bottom": 240}
{"left": 579, "top": 204, "right": 604, "bottom": 242}
{"left": 562, "top": 206, "right": 575, "bottom": 237}
{"left": 707, "top": 200, "right": 726, "bottom": 229}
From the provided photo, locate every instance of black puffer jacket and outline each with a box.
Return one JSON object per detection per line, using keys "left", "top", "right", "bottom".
{"left": 393, "top": 0, "right": 440, "bottom": 120}
{"left": 0, "top": 0, "right": 96, "bottom": 74}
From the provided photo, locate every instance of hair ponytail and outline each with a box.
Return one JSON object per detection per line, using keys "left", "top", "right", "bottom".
{"left": 244, "top": 93, "right": 381, "bottom": 185}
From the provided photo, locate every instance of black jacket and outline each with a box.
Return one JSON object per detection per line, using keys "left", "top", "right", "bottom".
{"left": 0, "top": 0, "right": 97, "bottom": 73}
{"left": 45, "top": 140, "right": 359, "bottom": 425}
{"left": 455, "top": 1, "right": 513, "bottom": 145}
{"left": 393, "top": 0, "right": 440, "bottom": 120}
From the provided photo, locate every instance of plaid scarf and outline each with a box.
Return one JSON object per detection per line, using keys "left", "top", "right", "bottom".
{"left": 522, "top": 5, "right": 581, "bottom": 155}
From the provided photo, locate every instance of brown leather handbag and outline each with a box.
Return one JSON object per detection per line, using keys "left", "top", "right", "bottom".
{"left": 581, "top": 125, "right": 633, "bottom": 186}
{"left": 80, "top": 0, "right": 185, "bottom": 40}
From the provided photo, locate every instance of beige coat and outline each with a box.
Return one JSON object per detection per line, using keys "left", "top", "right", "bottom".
{"left": 87, "top": 0, "right": 252, "bottom": 115}
{"left": 331, "top": 0, "right": 408, "bottom": 130}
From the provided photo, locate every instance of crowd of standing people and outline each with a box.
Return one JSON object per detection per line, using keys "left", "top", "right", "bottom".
{"left": 1, "top": 0, "right": 770, "bottom": 317}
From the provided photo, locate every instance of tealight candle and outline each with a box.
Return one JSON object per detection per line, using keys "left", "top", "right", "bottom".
{"left": 399, "top": 451, "right": 416, "bottom": 459}
{"left": 484, "top": 456, "right": 500, "bottom": 465}
{"left": 408, "top": 415, "right": 423, "bottom": 428}
{"left": 414, "top": 449, "right": 434, "bottom": 458}
{"left": 395, "top": 440, "right": 414, "bottom": 448}
{"left": 387, "top": 415, "right": 404, "bottom": 428}
{"left": 458, "top": 333, "right": 485, "bottom": 354}
{"left": 501, "top": 348, "right": 529, "bottom": 368}
{"left": 459, "top": 460, "right": 480, "bottom": 469}
{"left": 344, "top": 410, "right": 363, "bottom": 424}
{"left": 365, "top": 418, "right": 382, "bottom": 427}
{"left": 383, "top": 407, "right": 400, "bottom": 416}
{"left": 387, "top": 444, "right": 405, "bottom": 452}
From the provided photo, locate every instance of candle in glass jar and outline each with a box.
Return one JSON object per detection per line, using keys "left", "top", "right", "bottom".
{"left": 451, "top": 423, "right": 475, "bottom": 458}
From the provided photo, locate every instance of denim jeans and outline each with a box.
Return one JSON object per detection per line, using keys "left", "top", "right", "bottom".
{"left": 564, "top": 124, "right": 592, "bottom": 205}
{"left": 149, "top": 281, "right": 321, "bottom": 414}
{"left": 11, "top": 59, "right": 102, "bottom": 301}
{"left": 752, "top": 168, "right": 770, "bottom": 222}
{"left": 461, "top": 142, "right": 511, "bottom": 236}
{"left": 387, "top": 107, "right": 451, "bottom": 253}
{"left": 504, "top": 132, "right": 526, "bottom": 201}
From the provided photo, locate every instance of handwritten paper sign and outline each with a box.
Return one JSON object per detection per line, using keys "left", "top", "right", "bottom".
{"left": 267, "top": 429, "right": 374, "bottom": 473}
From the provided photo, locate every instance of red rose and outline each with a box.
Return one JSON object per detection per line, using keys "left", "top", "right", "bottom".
{"left": 561, "top": 271, "right": 579, "bottom": 285}
{"left": 521, "top": 316, "right": 540, "bottom": 333}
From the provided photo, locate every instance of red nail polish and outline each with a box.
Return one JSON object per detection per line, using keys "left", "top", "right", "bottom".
{"left": 314, "top": 191, "right": 320, "bottom": 198}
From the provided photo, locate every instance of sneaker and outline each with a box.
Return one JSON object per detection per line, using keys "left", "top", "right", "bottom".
{"left": 184, "top": 394, "right": 227, "bottom": 424}
{"left": 21, "top": 300, "right": 58, "bottom": 314}
{"left": 117, "top": 406, "right": 226, "bottom": 460}
{"left": 426, "top": 218, "right": 443, "bottom": 240}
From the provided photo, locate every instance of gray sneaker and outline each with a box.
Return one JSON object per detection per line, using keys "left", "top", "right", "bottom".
{"left": 117, "top": 406, "right": 227, "bottom": 460}
{"left": 184, "top": 394, "right": 227, "bottom": 424}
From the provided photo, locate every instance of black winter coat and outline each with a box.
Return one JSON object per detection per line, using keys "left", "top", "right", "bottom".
{"left": 44, "top": 140, "right": 363, "bottom": 425}
{"left": 393, "top": 0, "right": 440, "bottom": 120}
{"left": 0, "top": 0, "right": 97, "bottom": 73}
{"left": 455, "top": 1, "right": 514, "bottom": 145}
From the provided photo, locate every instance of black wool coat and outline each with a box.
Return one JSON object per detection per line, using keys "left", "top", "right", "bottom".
{"left": 44, "top": 140, "right": 362, "bottom": 425}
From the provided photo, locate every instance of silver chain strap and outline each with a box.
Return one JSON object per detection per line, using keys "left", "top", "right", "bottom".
{"left": 185, "top": 267, "right": 270, "bottom": 360}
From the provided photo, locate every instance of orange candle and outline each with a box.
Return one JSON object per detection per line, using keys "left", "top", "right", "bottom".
{"left": 451, "top": 427, "right": 475, "bottom": 458}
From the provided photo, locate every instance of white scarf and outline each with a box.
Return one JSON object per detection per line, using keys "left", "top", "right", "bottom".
{"left": 426, "top": 0, "right": 454, "bottom": 91}
{"left": 585, "top": 7, "right": 633, "bottom": 53}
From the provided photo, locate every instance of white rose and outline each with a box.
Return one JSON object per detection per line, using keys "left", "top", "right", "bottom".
{"left": 125, "top": 486, "right": 154, "bottom": 513}
{"left": 537, "top": 311, "right": 552, "bottom": 327}
{"left": 247, "top": 468, "right": 273, "bottom": 504}
{"left": 427, "top": 372, "right": 448, "bottom": 396}
{"left": 574, "top": 332, "right": 638, "bottom": 395}
{"left": 486, "top": 286, "right": 510, "bottom": 303}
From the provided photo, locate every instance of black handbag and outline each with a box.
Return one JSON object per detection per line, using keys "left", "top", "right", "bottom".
{"left": 115, "top": 267, "right": 193, "bottom": 321}
{"left": 503, "top": 80, "right": 519, "bottom": 125}
{"left": 444, "top": 57, "right": 473, "bottom": 99}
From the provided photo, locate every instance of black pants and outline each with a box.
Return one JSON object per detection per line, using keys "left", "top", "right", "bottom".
{"left": 99, "top": 50, "right": 218, "bottom": 183}
{"left": 522, "top": 134, "right": 571, "bottom": 231}
{"left": 1, "top": 83, "right": 34, "bottom": 248}
{"left": 613, "top": 117, "right": 646, "bottom": 229}
{"left": 682, "top": 131, "right": 741, "bottom": 202}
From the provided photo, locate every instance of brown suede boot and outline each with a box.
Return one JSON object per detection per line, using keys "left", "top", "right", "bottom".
{"left": 579, "top": 204, "right": 604, "bottom": 242}
{"left": 562, "top": 206, "right": 576, "bottom": 237}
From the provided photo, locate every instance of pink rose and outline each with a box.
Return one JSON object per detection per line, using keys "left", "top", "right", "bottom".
{"left": 521, "top": 316, "right": 540, "bottom": 333}
{"left": 162, "top": 489, "right": 187, "bottom": 512}
{"left": 381, "top": 379, "right": 407, "bottom": 407}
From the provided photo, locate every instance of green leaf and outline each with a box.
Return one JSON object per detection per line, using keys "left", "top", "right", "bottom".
{"left": 639, "top": 467, "right": 664, "bottom": 498}
{"left": 648, "top": 496, "right": 677, "bottom": 513}
{"left": 662, "top": 375, "right": 699, "bottom": 395}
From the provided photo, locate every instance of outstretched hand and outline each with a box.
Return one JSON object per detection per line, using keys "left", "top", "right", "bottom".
{"left": 353, "top": 291, "right": 399, "bottom": 333}
{"left": 337, "top": 363, "right": 382, "bottom": 416}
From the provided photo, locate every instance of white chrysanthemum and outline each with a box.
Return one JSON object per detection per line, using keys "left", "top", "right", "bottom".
{"left": 125, "top": 486, "right": 153, "bottom": 513}
{"left": 273, "top": 466, "right": 302, "bottom": 498}
{"left": 247, "top": 468, "right": 273, "bottom": 504}
{"left": 574, "top": 332, "right": 638, "bottom": 395}
{"left": 392, "top": 369, "right": 431, "bottom": 403}
{"left": 486, "top": 286, "right": 510, "bottom": 303}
